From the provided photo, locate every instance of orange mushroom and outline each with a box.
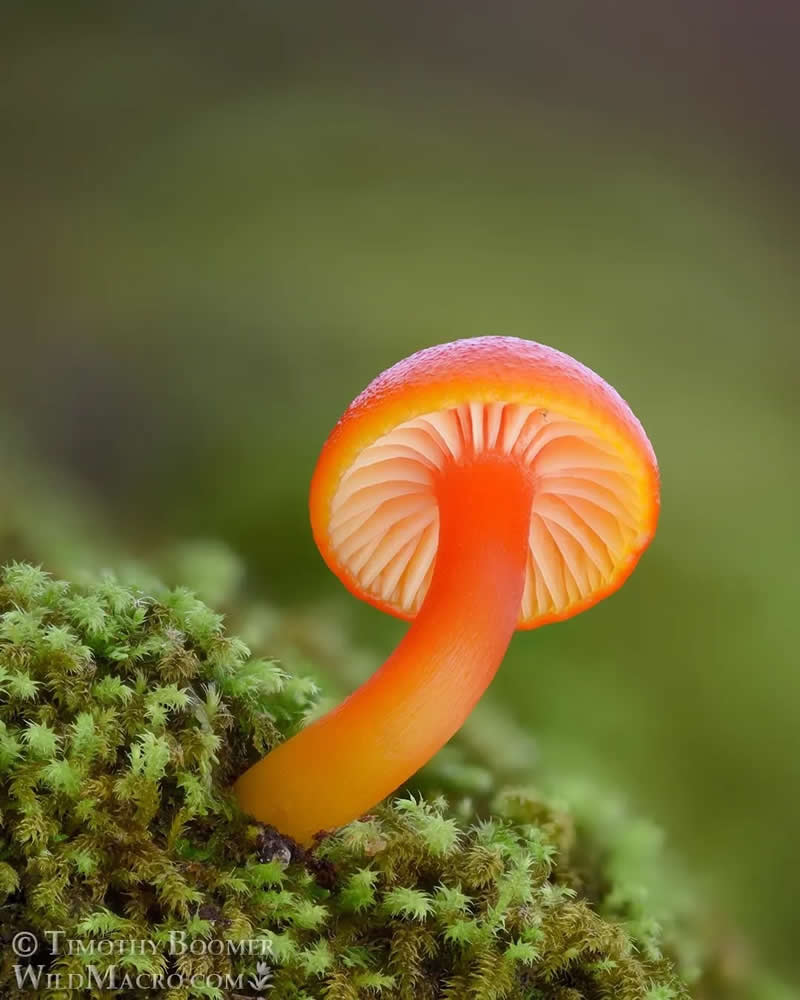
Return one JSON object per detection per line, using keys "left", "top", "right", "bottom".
{"left": 235, "top": 337, "right": 659, "bottom": 844}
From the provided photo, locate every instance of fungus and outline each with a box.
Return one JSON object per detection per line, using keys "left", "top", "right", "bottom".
{"left": 235, "top": 337, "right": 659, "bottom": 843}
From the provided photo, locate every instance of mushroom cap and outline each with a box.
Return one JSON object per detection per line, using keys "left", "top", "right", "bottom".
{"left": 310, "top": 337, "right": 659, "bottom": 629}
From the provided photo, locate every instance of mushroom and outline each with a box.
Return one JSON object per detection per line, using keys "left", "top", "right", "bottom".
{"left": 235, "top": 337, "right": 659, "bottom": 844}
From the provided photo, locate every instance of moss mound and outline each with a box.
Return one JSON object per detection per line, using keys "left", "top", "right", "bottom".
{"left": 0, "top": 562, "right": 698, "bottom": 999}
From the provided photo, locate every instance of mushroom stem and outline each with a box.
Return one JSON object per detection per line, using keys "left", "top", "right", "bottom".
{"left": 234, "top": 456, "right": 534, "bottom": 844}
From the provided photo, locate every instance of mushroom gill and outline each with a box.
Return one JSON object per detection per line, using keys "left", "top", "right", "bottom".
{"left": 329, "top": 402, "right": 644, "bottom": 622}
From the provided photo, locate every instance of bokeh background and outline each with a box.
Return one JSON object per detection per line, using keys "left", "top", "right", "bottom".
{"left": 3, "top": 1, "right": 799, "bottom": 986}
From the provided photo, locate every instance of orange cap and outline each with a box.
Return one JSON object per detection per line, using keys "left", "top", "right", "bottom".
{"left": 310, "top": 336, "right": 659, "bottom": 629}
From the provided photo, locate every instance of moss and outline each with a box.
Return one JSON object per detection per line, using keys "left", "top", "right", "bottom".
{"left": 0, "top": 562, "right": 696, "bottom": 999}
{"left": 0, "top": 562, "right": 312, "bottom": 998}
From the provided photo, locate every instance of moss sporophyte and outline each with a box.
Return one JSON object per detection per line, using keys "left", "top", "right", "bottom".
{"left": 235, "top": 337, "right": 660, "bottom": 844}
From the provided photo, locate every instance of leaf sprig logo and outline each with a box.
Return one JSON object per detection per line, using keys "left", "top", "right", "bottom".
{"left": 248, "top": 961, "right": 273, "bottom": 992}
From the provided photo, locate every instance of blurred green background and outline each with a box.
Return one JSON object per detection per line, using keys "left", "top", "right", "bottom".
{"left": 2, "top": 2, "right": 799, "bottom": 987}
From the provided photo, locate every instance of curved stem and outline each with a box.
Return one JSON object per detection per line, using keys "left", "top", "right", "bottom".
{"left": 234, "top": 456, "right": 534, "bottom": 844}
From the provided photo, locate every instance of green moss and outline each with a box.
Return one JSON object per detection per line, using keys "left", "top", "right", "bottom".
{"left": 0, "top": 562, "right": 311, "bottom": 997}
{"left": 0, "top": 562, "right": 696, "bottom": 999}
